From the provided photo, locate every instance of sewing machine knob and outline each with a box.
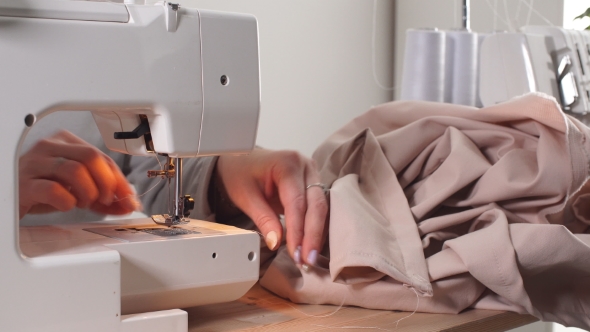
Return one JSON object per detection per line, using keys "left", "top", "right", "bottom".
{"left": 183, "top": 195, "right": 195, "bottom": 217}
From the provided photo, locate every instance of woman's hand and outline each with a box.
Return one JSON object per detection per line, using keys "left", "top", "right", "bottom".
{"left": 19, "top": 130, "right": 141, "bottom": 219}
{"left": 216, "top": 149, "right": 329, "bottom": 267}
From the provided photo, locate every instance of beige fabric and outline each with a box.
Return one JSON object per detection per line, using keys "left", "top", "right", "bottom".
{"left": 260, "top": 94, "right": 590, "bottom": 329}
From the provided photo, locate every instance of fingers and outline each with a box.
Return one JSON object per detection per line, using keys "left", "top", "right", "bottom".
{"left": 45, "top": 158, "right": 99, "bottom": 209}
{"left": 245, "top": 187, "right": 284, "bottom": 251}
{"left": 217, "top": 155, "right": 284, "bottom": 251}
{"left": 87, "top": 161, "right": 140, "bottom": 215}
{"left": 214, "top": 150, "right": 330, "bottom": 268}
{"left": 285, "top": 160, "right": 329, "bottom": 267}
{"left": 34, "top": 133, "right": 118, "bottom": 206}
{"left": 300, "top": 166, "right": 329, "bottom": 266}
{"left": 19, "top": 130, "right": 138, "bottom": 218}
{"left": 89, "top": 199, "right": 139, "bottom": 215}
{"left": 273, "top": 154, "right": 307, "bottom": 258}
{"left": 20, "top": 179, "right": 77, "bottom": 217}
{"left": 273, "top": 155, "right": 329, "bottom": 267}
{"left": 102, "top": 160, "right": 142, "bottom": 213}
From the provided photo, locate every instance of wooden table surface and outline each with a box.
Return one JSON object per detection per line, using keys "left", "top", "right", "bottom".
{"left": 186, "top": 284, "right": 537, "bottom": 332}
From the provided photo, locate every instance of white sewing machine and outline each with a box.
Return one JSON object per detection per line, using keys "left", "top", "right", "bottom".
{"left": 479, "top": 26, "right": 590, "bottom": 119}
{"left": 0, "top": 0, "right": 261, "bottom": 331}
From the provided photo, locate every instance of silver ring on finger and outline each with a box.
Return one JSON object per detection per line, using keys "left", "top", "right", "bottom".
{"left": 305, "top": 183, "right": 329, "bottom": 196}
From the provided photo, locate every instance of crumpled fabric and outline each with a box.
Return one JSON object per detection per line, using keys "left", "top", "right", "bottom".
{"left": 260, "top": 93, "right": 590, "bottom": 329}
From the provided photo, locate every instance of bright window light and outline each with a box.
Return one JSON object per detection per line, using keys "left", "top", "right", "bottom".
{"left": 563, "top": 0, "right": 590, "bottom": 30}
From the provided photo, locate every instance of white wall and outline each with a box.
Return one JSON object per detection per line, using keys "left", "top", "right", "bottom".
{"left": 177, "top": 0, "right": 396, "bottom": 156}
{"left": 394, "top": 0, "right": 565, "bottom": 100}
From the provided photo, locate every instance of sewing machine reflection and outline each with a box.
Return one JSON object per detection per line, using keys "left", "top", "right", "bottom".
{"left": 0, "top": 1, "right": 260, "bottom": 331}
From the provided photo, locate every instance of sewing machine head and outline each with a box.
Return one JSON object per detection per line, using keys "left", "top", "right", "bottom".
{"left": 4, "top": 0, "right": 260, "bottom": 226}
{"left": 1, "top": 1, "right": 261, "bottom": 329}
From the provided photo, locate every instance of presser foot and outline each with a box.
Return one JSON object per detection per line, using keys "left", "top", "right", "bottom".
{"left": 152, "top": 214, "right": 190, "bottom": 227}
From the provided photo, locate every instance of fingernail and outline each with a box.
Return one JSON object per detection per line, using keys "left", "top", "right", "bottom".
{"left": 101, "top": 194, "right": 114, "bottom": 206}
{"left": 132, "top": 197, "right": 143, "bottom": 212}
{"left": 122, "top": 196, "right": 142, "bottom": 212}
{"left": 307, "top": 249, "right": 318, "bottom": 266}
{"left": 265, "top": 231, "right": 278, "bottom": 250}
{"left": 294, "top": 246, "right": 302, "bottom": 264}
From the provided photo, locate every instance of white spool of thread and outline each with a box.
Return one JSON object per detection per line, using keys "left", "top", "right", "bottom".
{"left": 401, "top": 28, "right": 446, "bottom": 102}
{"left": 445, "top": 30, "right": 479, "bottom": 106}
{"left": 475, "top": 33, "right": 490, "bottom": 107}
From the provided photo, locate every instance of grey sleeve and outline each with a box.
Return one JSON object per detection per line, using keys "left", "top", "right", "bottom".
{"left": 125, "top": 154, "right": 218, "bottom": 221}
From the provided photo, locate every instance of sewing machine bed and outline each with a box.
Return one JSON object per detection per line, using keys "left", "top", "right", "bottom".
{"left": 19, "top": 218, "right": 260, "bottom": 315}
{"left": 185, "top": 283, "right": 537, "bottom": 331}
